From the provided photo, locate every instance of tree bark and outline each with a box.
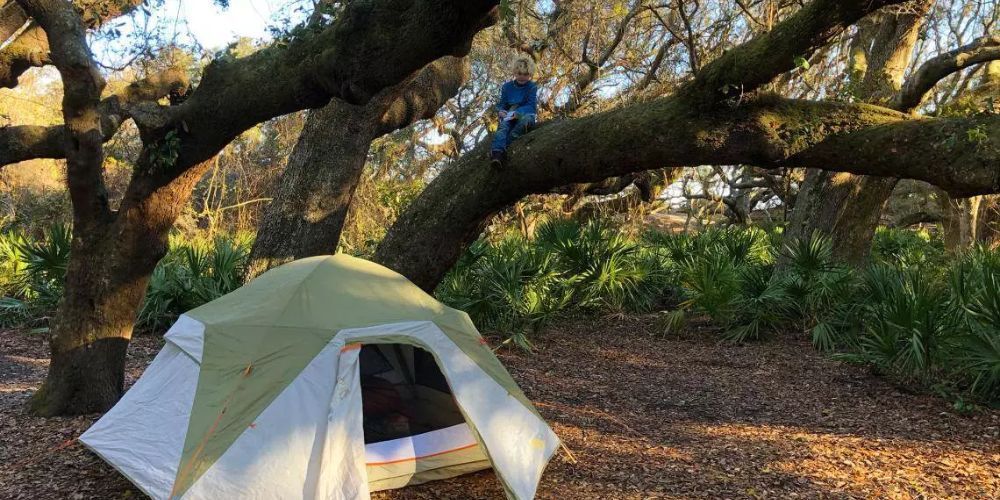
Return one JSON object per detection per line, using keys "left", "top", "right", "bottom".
{"left": 939, "top": 192, "right": 982, "bottom": 252}
{"left": 784, "top": 1, "right": 932, "bottom": 263}
{"left": 247, "top": 57, "right": 467, "bottom": 278}
{"left": 0, "top": 1, "right": 31, "bottom": 42}
{"left": 0, "top": 0, "right": 143, "bottom": 88}
{"left": 31, "top": 161, "right": 211, "bottom": 415}
{"left": 977, "top": 196, "right": 1000, "bottom": 248}
{"left": 0, "top": 22, "right": 48, "bottom": 87}
{"left": 248, "top": 104, "right": 379, "bottom": 277}
{"left": 784, "top": 170, "right": 898, "bottom": 264}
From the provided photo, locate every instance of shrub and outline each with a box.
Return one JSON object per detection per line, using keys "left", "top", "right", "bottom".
{"left": 438, "top": 218, "right": 674, "bottom": 349}
{"left": 827, "top": 247, "right": 1000, "bottom": 404}
{"left": 437, "top": 234, "right": 569, "bottom": 350}
{"left": 137, "top": 233, "right": 252, "bottom": 332}
{"left": 780, "top": 233, "right": 860, "bottom": 350}
{"left": 846, "top": 268, "right": 957, "bottom": 383}
{"left": 0, "top": 224, "right": 71, "bottom": 329}
{"left": 659, "top": 226, "right": 783, "bottom": 339}
{"left": 871, "top": 226, "right": 946, "bottom": 272}
{"left": 536, "top": 218, "right": 665, "bottom": 312}
{"left": 947, "top": 248, "right": 1000, "bottom": 401}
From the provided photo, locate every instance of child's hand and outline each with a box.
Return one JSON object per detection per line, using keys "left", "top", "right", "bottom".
{"left": 498, "top": 110, "right": 508, "bottom": 119}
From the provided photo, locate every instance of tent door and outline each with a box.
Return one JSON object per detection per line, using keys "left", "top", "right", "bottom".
{"left": 356, "top": 343, "right": 490, "bottom": 491}
{"left": 313, "top": 343, "right": 370, "bottom": 500}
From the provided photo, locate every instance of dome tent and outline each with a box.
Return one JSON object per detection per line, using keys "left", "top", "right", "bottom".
{"left": 80, "top": 254, "right": 559, "bottom": 499}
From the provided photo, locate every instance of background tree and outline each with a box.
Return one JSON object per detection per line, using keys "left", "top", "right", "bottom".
{"left": 245, "top": 57, "right": 468, "bottom": 277}
{"left": 785, "top": 0, "right": 999, "bottom": 264}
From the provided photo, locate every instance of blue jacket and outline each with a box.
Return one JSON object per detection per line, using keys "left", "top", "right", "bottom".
{"left": 495, "top": 80, "right": 538, "bottom": 117}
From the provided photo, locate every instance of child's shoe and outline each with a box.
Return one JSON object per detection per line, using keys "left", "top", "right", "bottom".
{"left": 490, "top": 150, "right": 504, "bottom": 170}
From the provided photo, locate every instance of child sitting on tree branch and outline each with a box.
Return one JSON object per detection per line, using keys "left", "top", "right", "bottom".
{"left": 490, "top": 54, "right": 538, "bottom": 169}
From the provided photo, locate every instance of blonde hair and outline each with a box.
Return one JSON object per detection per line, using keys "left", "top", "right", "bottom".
{"left": 509, "top": 54, "right": 536, "bottom": 77}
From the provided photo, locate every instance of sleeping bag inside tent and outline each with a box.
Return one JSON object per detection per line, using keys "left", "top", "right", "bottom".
{"left": 79, "top": 254, "right": 559, "bottom": 500}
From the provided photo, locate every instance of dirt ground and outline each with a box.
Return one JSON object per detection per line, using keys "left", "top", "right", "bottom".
{"left": 1, "top": 315, "right": 998, "bottom": 499}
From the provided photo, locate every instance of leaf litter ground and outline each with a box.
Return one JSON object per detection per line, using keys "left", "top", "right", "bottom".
{"left": 1, "top": 315, "right": 997, "bottom": 499}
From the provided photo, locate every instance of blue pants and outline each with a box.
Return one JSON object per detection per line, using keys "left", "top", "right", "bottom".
{"left": 491, "top": 113, "right": 535, "bottom": 153}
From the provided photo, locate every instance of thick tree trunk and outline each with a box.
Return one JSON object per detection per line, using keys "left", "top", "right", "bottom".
{"left": 31, "top": 160, "right": 212, "bottom": 415}
{"left": 374, "top": 147, "right": 502, "bottom": 292}
{"left": 939, "top": 193, "right": 982, "bottom": 252}
{"left": 784, "top": 170, "right": 897, "bottom": 264}
{"left": 32, "top": 227, "right": 165, "bottom": 415}
{"left": 247, "top": 104, "right": 379, "bottom": 277}
{"left": 247, "top": 57, "right": 467, "bottom": 278}
{"left": 32, "top": 233, "right": 140, "bottom": 415}
{"left": 977, "top": 196, "right": 1000, "bottom": 247}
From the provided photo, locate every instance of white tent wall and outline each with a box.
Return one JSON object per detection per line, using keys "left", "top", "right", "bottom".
{"left": 79, "top": 342, "right": 198, "bottom": 497}
{"left": 185, "top": 340, "right": 355, "bottom": 499}
{"left": 80, "top": 315, "right": 210, "bottom": 498}
{"left": 315, "top": 342, "right": 369, "bottom": 499}
{"left": 164, "top": 314, "right": 206, "bottom": 361}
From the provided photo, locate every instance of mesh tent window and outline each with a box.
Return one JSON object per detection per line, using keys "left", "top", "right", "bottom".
{"left": 359, "top": 344, "right": 467, "bottom": 444}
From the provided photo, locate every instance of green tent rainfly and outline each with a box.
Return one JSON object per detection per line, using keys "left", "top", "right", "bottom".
{"left": 81, "top": 254, "right": 559, "bottom": 499}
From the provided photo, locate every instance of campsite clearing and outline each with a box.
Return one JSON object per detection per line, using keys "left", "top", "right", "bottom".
{"left": 1, "top": 315, "right": 998, "bottom": 499}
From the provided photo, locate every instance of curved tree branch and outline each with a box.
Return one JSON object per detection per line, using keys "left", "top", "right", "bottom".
{"left": 375, "top": 93, "right": 999, "bottom": 290}
{"left": 894, "top": 35, "right": 1000, "bottom": 112}
{"left": 684, "top": 191, "right": 749, "bottom": 224}
{"left": 686, "top": 0, "right": 907, "bottom": 103}
{"left": 0, "top": 68, "right": 189, "bottom": 166}
{"left": 0, "top": 22, "right": 47, "bottom": 87}
{"left": 891, "top": 209, "right": 943, "bottom": 228}
{"left": 126, "top": 0, "right": 497, "bottom": 185}
{"left": 0, "top": 0, "right": 142, "bottom": 88}
{"left": 782, "top": 114, "right": 999, "bottom": 194}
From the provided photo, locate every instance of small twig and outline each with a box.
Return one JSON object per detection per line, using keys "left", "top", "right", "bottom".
{"left": 213, "top": 197, "right": 273, "bottom": 213}
{"left": 559, "top": 441, "right": 578, "bottom": 464}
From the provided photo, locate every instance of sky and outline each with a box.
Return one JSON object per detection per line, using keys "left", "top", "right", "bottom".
{"left": 167, "top": 0, "right": 299, "bottom": 50}
{"left": 92, "top": 0, "right": 308, "bottom": 63}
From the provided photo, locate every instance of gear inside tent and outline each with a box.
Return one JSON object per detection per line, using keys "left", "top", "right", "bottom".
{"left": 79, "top": 254, "right": 559, "bottom": 499}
